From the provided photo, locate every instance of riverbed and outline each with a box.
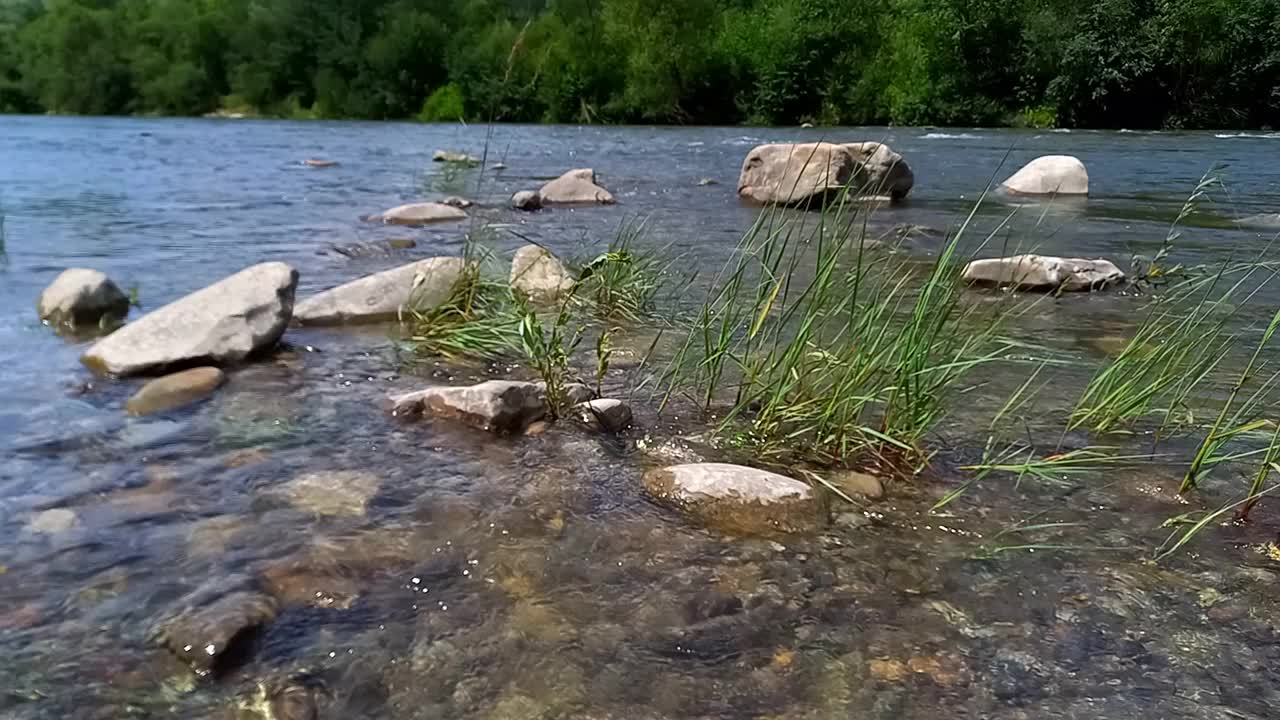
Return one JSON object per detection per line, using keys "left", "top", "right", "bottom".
{"left": 2, "top": 117, "right": 1280, "bottom": 719}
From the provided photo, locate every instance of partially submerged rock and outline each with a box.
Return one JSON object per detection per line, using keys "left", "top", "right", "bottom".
{"left": 539, "top": 168, "right": 615, "bottom": 205}
{"left": 370, "top": 202, "right": 467, "bottom": 225}
{"left": 642, "top": 463, "right": 823, "bottom": 534}
{"left": 828, "top": 470, "right": 884, "bottom": 500}
{"left": 963, "top": 254, "right": 1125, "bottom": 292}
{"left": 27, "top": 507, "right": 79, "bottom": 535}
{"left": 37, "top": 268, "right": 130, "bottom": 330}
{"left": 293, "top": 257, "right": 465, "bottom": 325}
{"left": 441, "top": 196, "right": 473, "bottom": 209}
{"left": 303, "top": 159, "right": 337, "bottom": 168}
{"left": 844, "top": 141, "right": 914, "bottom": 200}
{"left": 510, "top": 245, "right": 574, "bottom": 302}
{"left": 388, "top": 380, "right": 549, "bottom": 434}
{"left": 126, "top": 367, "right": 226, "bottom": 416}
{"left": 82, "top": 262, "right": 298, "bottom": 376}
{"left": 738, "top": 141, "right": 912, "bottom": 206}
{"left": 511, "top": 190, "right": 542, "bottom": 211}
{"left": 574, "top": 398, "right": 632, "bottom": 432}
{"left": 272, "top": 470, "right": 380, "bottom": 518}
{"left": 153, "top": 589, "right": 278, "bottom": 674}
{"left": 739, "top": 142, "right": 852, "bottom": 206}
{"left": 433, "top": 150, "right": 479, "bottom": 164}
{"left": 1002, "top": 155, "right": 1089, "bottom": 196}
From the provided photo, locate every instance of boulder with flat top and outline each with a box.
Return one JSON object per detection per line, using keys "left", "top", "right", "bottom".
{"left": 82, "top": 262, "right": 298, "bottom": 376}
{"left": 739, "top": 141, "right": 913, "bottom": 206}
{"left": 539, "top": 169, "right": 615, "bottom": 204}
{"left": 293, "top": 257, "right": 465, "bottom": 325}
{"left": 962, "top": 254, "right": 1124, "bottom": 292}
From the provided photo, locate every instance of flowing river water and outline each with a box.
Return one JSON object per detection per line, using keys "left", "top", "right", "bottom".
{"left": 3, "top": 117, "right": 1280, "bottom": 719}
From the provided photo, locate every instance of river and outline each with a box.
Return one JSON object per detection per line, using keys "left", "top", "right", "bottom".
{"left": 2, "top": 116, "right": 1280, "bottom": 719}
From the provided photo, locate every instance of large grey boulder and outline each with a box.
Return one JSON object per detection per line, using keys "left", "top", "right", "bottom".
{"left": 539, "top": 169, "right": 615, "bottom": 205}
{"left": 1002, "top": 155, "right": 1089, "bottom": 196}
{"left": 642, "top": 462, "right": 823, "bottom": 534}
{"left": 370, "top": 202, "right": 467, "bottom": 225}
{"left": 388, "top": 380, "right": 549, "bottom": 434}
{"left": 739, "top": 142, "right": 854, "bottom": 206}
{"left": 510, "top": 245, "right": 574, "bottom": 302}
{"left": 126, "top": 367, "right": 226, "bottom": 416}
{"left": 294, "top": 257, "right": 465, "bottom": 325}
{"left": 37, "top": 268, "right": 130, "bottom": 329}
{"left": 844, "top": 141, "right": 914, "bottom": 200}
{"left": 82, "top": 262, "right": 298, "bottom": 377}
{"left": 740, "top": 142, "right": 913, "bottom": 206}
{"left": 963, "top": 254, "right": 1124, "bottom": 292}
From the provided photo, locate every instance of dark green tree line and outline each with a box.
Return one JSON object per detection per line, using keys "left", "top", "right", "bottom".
{"left": 0, "top": 0, "right": 1278, "bottom": 128}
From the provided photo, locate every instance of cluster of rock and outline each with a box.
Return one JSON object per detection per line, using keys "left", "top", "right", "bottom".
{"left": 41, "top": 239, "right": 588, "bottom": 419}
{"left": 509, "top": 168, "right": 616, "bottom": 211}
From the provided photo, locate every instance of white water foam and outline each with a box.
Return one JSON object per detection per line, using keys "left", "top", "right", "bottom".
{"left": 921, "top": 132, "right": 983, "bottom": 139}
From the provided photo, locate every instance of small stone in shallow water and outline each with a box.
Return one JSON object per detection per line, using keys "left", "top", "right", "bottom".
{"left": 273, "top": 470, "right": 381, "bottom": 518}
{"left": 125, "top": 366, "right": 226, "bottom": 416}
{"left": 27, "top": 508, "right": 79, "bottom": 535}
{"left": 828, "top": 470, "right": 884, "bottom": 499}
{"left": 573, "top": 398, "right": 632, "bottom": 432}
{"left": 642, "top": 463, "right": 823, "bottom": 534}
{"left": 153, "top": 590, "right": 278, "bottom": 674}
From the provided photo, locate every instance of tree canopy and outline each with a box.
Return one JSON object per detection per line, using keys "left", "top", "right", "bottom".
{"left": 1, "top": 0, "right": 1278, "bottom": 128}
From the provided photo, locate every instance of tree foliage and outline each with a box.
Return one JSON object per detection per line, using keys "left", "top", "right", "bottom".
{"left": 0, "top": 0, "right": 1278, "bottom": 128}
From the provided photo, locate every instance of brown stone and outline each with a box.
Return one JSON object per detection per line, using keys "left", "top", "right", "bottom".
{"left": 126, "top": 367, "right": 226, "bottom": 416}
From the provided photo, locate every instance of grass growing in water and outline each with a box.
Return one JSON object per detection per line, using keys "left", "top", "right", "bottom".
{"left": 659, "top": 189, "right": 1026, "bottom": 470}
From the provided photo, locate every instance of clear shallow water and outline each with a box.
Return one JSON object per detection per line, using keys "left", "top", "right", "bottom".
{"left": 3, "top": 117, "right": 1280, "bottom": 719}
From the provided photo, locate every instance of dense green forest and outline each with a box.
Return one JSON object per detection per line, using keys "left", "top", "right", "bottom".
{"left": 1, "top": 0, "right": 1279, "bottom": 128}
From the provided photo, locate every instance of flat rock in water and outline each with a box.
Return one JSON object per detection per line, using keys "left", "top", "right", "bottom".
{"left": 153, "top": 590, "right": 278, "bottom": 674}
{"left": 81, "top": 262, "right": 298, "bottom": 377}
{"left": 126, "top": 367, "right": 226, "bottom": 416}
{"left": 37, "top": 268, "right": 130, "bottom": 330}
{"left": 511, "top": 190, "right": 542, "bottom": 211}
{"left": 574, "top": 398, "right": 632, "bottom": 432}
{"left": 303, "top": 159, "right": 337, "bottom": 167}
{"left": 539, "top": 169, "right": 615, "bottom": 204}
{"left": 1002, "top": 155, "right": 1089, "bottom": 195}
{"left": 963, "top": 254, "right": 1124, "bottom": 292}
{"left": 433, "top": 150, "right": 479, "bottom": 164}
{"left": 273, "top": 470, "right": 380, "bottom": 517}
{"left": 642, "top": 462, "right": 822, "bottom": 534}
{"left": 370, "top": 202, "right": 467, "bottom": 225}
{"left": 293, "top": 257, "right": 465, "bottom": 325}
{"left": 388, "top": 380, "right": 549, "bottom": 434}
{"left": 510, "top": 245, "right": 574, "bottom": 302}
